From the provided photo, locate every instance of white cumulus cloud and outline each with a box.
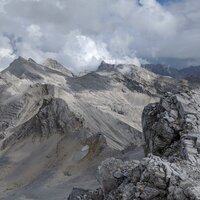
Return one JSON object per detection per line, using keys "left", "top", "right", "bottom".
{"left": 0, "top": 0, "right": 199, "bottom": 71}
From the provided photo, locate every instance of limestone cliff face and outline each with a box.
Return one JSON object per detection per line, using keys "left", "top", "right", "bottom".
{"left": 142, "top": 91, "right": 200, "bottom": 162}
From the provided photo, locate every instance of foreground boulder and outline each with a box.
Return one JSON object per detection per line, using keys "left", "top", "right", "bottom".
{"left": 68, "top": 154, "right": 200, "bottom": 200}
{"left": 68, "top": 188, "right": 103, "bottom": 200}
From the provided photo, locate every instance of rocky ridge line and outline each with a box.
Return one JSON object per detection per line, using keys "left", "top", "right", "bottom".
{"left": 143, "top": 91, "right": 200, "bottom": 163}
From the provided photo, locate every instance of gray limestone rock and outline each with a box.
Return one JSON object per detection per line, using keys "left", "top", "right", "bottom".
{"left": 142, "top": 91, "right": 200, "bottom": 161}
{"left": 67, "top": 187, "right": 103, "bottom": 200}
{"left": 69, "top": 154, "right": 200, "bottom": 200}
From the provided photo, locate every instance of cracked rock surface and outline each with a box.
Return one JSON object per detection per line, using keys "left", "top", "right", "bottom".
{"left": 143, "top": 91, "right": 200, "bottom": 163}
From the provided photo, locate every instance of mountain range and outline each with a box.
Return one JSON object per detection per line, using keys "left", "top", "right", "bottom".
{"left": 143, "top": 64, "right": 200, "bottom": 84}
{"left": 0, "top": 57, "right": 199, "bottom": 200}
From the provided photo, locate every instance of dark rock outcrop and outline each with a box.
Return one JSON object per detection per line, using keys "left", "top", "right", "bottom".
{"left": 68, "top": 154, "right": 200, "bottom": 200}
{"left": 2, "top": 98, "right": 84, "bottom": 149}
{"left": 142, "top": 91, "right": 200, "bottom": 162}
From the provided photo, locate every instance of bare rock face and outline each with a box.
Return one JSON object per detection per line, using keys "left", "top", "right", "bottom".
{"left": 142, "top": 91, "right": 200, "bottom": 162}
{"left": 69, "top": 155, "right": 200, "bottom": 200}
{"left": 2, "top": 97, "right": 84, "bottom": 149}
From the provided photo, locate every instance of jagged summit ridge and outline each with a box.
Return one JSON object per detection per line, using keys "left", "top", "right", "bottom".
{"left": 1, "top": 56, "right": 74, "bottom": 80}
{"left": 43, "top": 58, "right": 74, "bottom": 77}
{"left": 2, "top": 56, "right": 45, "bottom": 80}
{"left": 143, "top": 91, "right": 200, "bottom": 162}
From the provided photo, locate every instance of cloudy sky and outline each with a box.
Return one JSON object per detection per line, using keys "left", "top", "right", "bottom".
{"left": 0, "top": 0, "right": 200, "bottom": 73}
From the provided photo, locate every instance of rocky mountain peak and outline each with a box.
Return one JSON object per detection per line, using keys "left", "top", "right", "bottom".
{"left": 43, "top": 58, "right": 60, "bottom": 66}
{"left": 97, "top": 61, "right": 152, "bottom": 77}
{"left": 97, "top": 61, "right": 116, "bottom": 72}
{"left": 28, "top": 58, "right": 37, "bottom": 63}
{"left": 1, "top": 57, "right": 74, "bottom": 86}
{"left": 7, "top": 56, "right": 28, "bottom": 67}
{"left": 43, "top": 58, "right": 73, "bottom": 77}
{"left": 16, "top": 56, "right": 27, "bottom": 62}
{"left": 1, "top": 56, "right": 45, "bottom": 80}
